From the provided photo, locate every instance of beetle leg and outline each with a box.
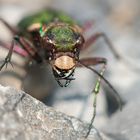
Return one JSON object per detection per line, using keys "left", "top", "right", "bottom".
{"left": 0, "top": 35, "right": 43, "bottom": 71}
{"left": 13, "top": 36, "right": 43, "bottom": 63}
{"left": 82, "top": 32, "right": 121, "bottom": 59}
{"left": 0, "top": 39, "right": 28, "bottom": 57}
{"left": 0, "top": 40, "right": 14, "bottom": 71}
{"left": 78, "top": 57, "right": 122, "bottom": 110}
{"left": 0, "top": 18, "right": 18, "bottom": 34}
{"left": 77, "top": 57, "right": 122, "bottom": 138}
{"left": 77, "top": 57, "right": 107, "bottom": 67}
{"left": 78, "top": 57, "right": 106, "bottom": 138}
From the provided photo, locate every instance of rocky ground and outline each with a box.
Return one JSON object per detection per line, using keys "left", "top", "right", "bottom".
{"left": 0, "top": 85, "right": 110, "bottom": 140}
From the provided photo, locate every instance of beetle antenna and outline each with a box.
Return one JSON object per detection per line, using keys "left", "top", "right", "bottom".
{"left": 78, "top": 61, "right": 122, "bottom": 110}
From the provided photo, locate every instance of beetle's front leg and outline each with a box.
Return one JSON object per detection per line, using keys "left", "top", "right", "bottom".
{"left": 0, "top": 40, "right": 14, "bottom": 71}
{"left": 82, "top": 32, "right": 121, "bottom": 59}
{"left": 0, "top": 39, "right": 28, "bottom": 57}
{"left": 0, "top": 35, "right": 43, "bottom": 71}
{"left": 77, "top": 57, "right": 122, "bottom": 138}
{"left": 13, "top": 36, "right": 43, "bottom": 63}
{"left": 77, "top": 57, "right": 107, "bottom": 138}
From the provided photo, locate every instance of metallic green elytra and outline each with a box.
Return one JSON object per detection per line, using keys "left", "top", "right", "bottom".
{"left": 18, "top": 9, "right": 76, "bottom": 31}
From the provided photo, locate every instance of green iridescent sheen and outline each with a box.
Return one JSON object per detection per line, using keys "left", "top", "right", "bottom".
{"left": 39, "top": 26, "right": 45, "bottom": 37}
{"left": 94, "top": 81, "right": 100, "bottom": 93}
{"left": 46, "top": 26, "right": 77, "bottom": 50}
{"left": 18, "top": 9, "right": 76, "bottom": 31}
{"left": 18, "top": 9, "right": 80, "bottom": 51}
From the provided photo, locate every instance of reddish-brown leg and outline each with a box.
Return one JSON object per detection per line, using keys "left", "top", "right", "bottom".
{"left": 77, "top": 57, "right": 107, "bottom": 67}
{"left": 0, "top": 35, "right": 43, "bottom": 71}
{"left": 13, "top": 36, "right": 43, "bottom": 63}
{"left": 77, "top": 57, "right": 122, "bottom": 138}
{"left": 0, "top": 18, "right": 42, "bottom": 69}
{"left": 0, "top": 40, "right": 28, "bottom": 57}
{"left": 82, "top": 32, "right": 121, "bottom": 59}
{"left": 0, "top": 18, "right": 29, "bottom": 57}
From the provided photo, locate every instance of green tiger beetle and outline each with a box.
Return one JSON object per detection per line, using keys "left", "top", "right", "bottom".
{"left": 0, "top": 9, "right": 122, "bottom": 138}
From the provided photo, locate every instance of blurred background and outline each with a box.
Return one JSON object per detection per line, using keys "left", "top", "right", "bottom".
{"left": 0, "top": 0, "right": 140, "bottom": 134}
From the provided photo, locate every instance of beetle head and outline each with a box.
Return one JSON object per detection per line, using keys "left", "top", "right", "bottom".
{"left": 41, "top": 23, "right": 84, "bottom": 86}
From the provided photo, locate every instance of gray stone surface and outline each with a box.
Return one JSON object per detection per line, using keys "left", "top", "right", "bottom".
{"left": 103, "top": 98, "right": 140, "bottom": 140}
{"left": 0, "top": 84, "right": 110, "bottom": 140}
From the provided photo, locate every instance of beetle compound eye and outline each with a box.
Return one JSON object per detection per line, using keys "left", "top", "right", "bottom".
{"left": 77, "top": 36, "right": 85, "bottom": 45}
{"left": 44, "top": 38, "right": 55, "bottom": 50}
{"left": 73, "top": 33, "right": 84, "bottom": 44}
